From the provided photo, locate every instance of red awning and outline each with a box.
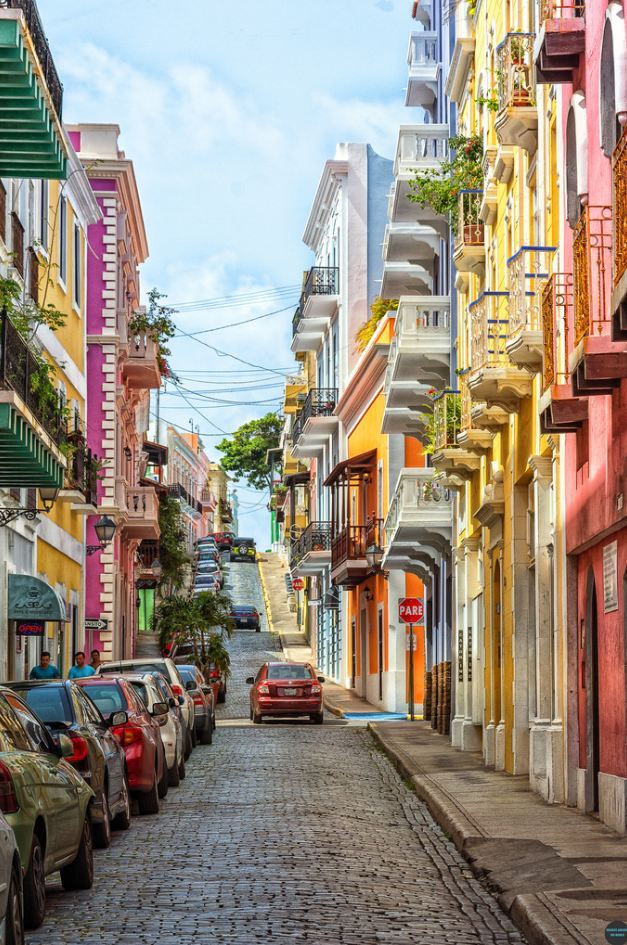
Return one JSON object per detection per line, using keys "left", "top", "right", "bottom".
{"left": 324, "top": 449, "right": 376, "bottom": 487}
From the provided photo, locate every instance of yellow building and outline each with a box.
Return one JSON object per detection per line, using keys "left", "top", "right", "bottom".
{"left": 437, "top": 0, "right": 568, "bottom": 802}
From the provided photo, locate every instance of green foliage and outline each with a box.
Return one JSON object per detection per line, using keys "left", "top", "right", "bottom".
{"left": 155, "top": 590, "right": 234, "bottom": 678}
{"left": 407, "top": 134, "right": 483, "bottom": 234}
{"left": 157, "top": 494, "right": 191, "bottom": 594}
{"left": 424, "top": 393, "right": 461, "bottom": 455}
{"left": 129, "top": 288, "right": 176, "bottom": 377}
{"left": 476, "top": 92, "right": 499, "bottom": 113}
{"left": 355, "top": 297, "right": 399, "bottom": 352}
{"left": 217, "top": 412, "right": 283, "bottom": 491}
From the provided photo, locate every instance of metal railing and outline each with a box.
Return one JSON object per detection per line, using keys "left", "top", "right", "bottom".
{"left": 0, "top": 308, "right": 67, "bottom": 446}
{"left": 331, "top": 519, "right": 383, "bottom": 569}
{"left": 168, "top": 482, "right": 202, "bottom": 515}
{"left": 469, "top": 291, "right": 510, "bottom": 371}
{"left": 292, "top": 388, "right": 337, "bottom": 441}
{"left": 496, "top": 33, "right": 536, "bottom": 111}
{"left": 541, "top": 0, "right": 585, "bottom": 19}
{"left": 66, "top": 436, "right": 98, "bottom": 506}
{"left": 434, "top": 390, "right": 461, "bottom": 451}
{"left": 11, "top": 214, "right": 24, "bottom": 278}
{"left": 0, "top": 0, "right": 63, "bottom": 117}
{"left": 507, "top": 246, "right": 556, "bottom": 336}
{"left": 290, "top": 521, "right": 332, "bottom": 568}
{"left": 612, "top": 130, "right": 627, "bottom": 290}
{"left": 455, "top": 190, "right": 484, "bottom": 248}
{"left": 541, "top": 273, "right": 573, "bottom": 391}
{"left": 573, "top": 206, "right": 612, "bottom": 347}
{"left": 301, "top": 267, "right": 339, "bottom": 307}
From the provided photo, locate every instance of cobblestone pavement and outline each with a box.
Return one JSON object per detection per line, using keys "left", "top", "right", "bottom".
{"left": 30, "top": 564, "right": 526, "bottom": 945}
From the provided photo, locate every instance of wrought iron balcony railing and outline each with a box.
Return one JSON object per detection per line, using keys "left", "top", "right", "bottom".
{"left": 0, "top": 308, "right": 67, "bottom": 446}
{"left": 541, "top": 273, "right": 573, "bottom": 391}
{"left": 137, "top": 539, "right": 160, "bottom": 570}
{"left": 290, "top": 521, "right": 332, "bottom": 568}
{"left": 168, "top": 482, "right": 202, "bottom": 515}
{"left": 496, "top": 33, "right": 536, "bottom": 111}
{"left": 331, "top": 519, "right": 383, "bottom": 570}
{"left": 455, "top": 190, "right": 484, "bottom": 249}
{"left": 573, "top": 206, "right": 612, "bottom": 347}
{"left": 540, "top": 0, "right": 585, "bottom": 22}
{"left": 469, "top": 291, "right": 510, "bottom": 371}
{"left": 507, "top": 246, "right": 556, "bottom": 336}
{"left": 434, "top": 390, "right": 461, "bottom": 452}
{"left": 612, "top": 130, "right": 627, "bottom": 291}
{"left": 66, "top": 438, "right": 98, "bottom": 506}
{"left": 0, "top": 0, "right": 63, "bottom": 117}
{"left": 301, "top": 267, "right": 339, "bottom": 307}
{"left": 292, "top": 388, "right": 337, "bottom": 442}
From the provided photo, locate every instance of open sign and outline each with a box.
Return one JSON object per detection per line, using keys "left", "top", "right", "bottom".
{"left": 398, "top": 597, "right": 424, "bottom": 624}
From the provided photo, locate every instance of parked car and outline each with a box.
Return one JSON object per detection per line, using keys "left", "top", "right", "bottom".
{"left": 213, "top": 531, "right": 234, "bottom": 551}
{"left": 196, "top": 558, "right": 222, "bottom": 574}
{"left": 193, "top": 575, "right": 220, "bottom": 595}
{"left": 0, "top": 686, "right": 95, "bottom": 929}
{"left": 126, "top": 675, "right": 185, "bottom": 787}
{"left": 196, "top": 538, "right": 219, "bottom": 554}
{"left": 0, "top": 809, "right": 22, "bottom": 944}
{"left": 75, "top": 676, "right": 167, "bottom": 815}
{"left": 7, "top": 680, "right": 131, "bottom": 848}
{"left": 196, "top": 547, "right": 220, "bottom": 563}
{"left": 99, "top": 658, "right": 196, "bottom": 756}
{"left": 176, "top": 665, "right": 214, "bottom": 744}
{"left": 231, "top": 605, "right": 261, "bottom": 631}
{"left": 230, "top": 538, "right": 256, "bottom": 562}
{"left": 195, "top": 562, "right": 223, "bottom": 588}
{"left": 246, "top": 663, "right": 324, "bottom": 724}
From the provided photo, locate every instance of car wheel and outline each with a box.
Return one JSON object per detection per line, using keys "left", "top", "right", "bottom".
{"left": 6, "top": 862, "right": 24, "bottom": 945}
{"left": 178, "top": 754, "right": 186, "bottom": 780}
{"left": 200, "top": 718, "right": 213, "bottom": 745}
{"left": 252, "top": 711, "right": 262, "bottom": 724}
{"left": 60, "top": 815, "right": 94, "bottom": 891}
{"left": 157, "top": 760, "right": 169, "bottom": 800}
{"left": 23, "top": 833, "right": 45, "bottom": 930}
{"left": 255, "top": 627, "right": 261, "bottom": 633}
{"left": 137, "top": 776, "right": 160, "bottom": 815}
{"left": 167, "top": 758, "right": 180, "bottom": 788}
{"left": 111, "top": 775, "right": 131, "bottom": 831}
{"left": 311, "top": 712, "right": 324, "bottom": 725}
{"left": 212, "top": 712, "right": 217, "bottom": 731}
{"left": 184, "top": 729, "right": 192, "bottom": 760}
{"left": 217, "top": 685, "right": 226, "bottom": 705}
{"left": 92, "top": 793, "right": 112, "bottom": 849}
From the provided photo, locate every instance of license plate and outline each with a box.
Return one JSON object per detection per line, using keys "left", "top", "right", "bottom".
{"left": 241, "top": 619, "right": 249, "bottom": 625}
{"left": 282, "top": 688, "right": 297, "bottom": 696}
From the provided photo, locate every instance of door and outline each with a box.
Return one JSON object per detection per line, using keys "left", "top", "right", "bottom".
{"left": 360, "top": 608, "right": 368, "bottom": 698}
{"left": 585, "top": 570, "right": 600, "bottom": 813}
{"left": 350, "top": 618, "right": 357, "bottom": 688}
{"left": 377, "top": 608, "right": 384, "bottom": 702}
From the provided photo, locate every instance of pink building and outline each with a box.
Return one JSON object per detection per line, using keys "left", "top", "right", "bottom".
{"left": 166, "top": 428, "right": 215, "bottom": 552}
{"left": 68, "top": 125, "right": 161, "bottom": 660}
{"left": 537, "top": 1, "right": 627, "bottom": 832}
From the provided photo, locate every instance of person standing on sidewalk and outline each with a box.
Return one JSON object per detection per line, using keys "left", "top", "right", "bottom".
{"left": 29, "top": 651, "right": 61, "bottom": 680}
{"left": 89, "top": 649, "right": 102, "bottom": 672}
{"left": 68, "top": 652, "right": 96, "bottom": 679}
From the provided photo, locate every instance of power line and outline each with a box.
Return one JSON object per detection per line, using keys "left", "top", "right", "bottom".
{"left": 173, "top": 327, "right": 292, "bottom": 377}
{"left": 171, "top": 285, "right": 300, "bottom": 311}
{"left": 173, "top": 302, "right": 297, "bottom": 338}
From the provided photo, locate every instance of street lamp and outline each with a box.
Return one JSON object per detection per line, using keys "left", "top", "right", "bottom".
{"left": 323, "top": 587, "right": 340, "bottom": 610}
{"left": 0, "top": 486, "right": 60, "bottom": 526}
{"left": 86, "top": 515, "right": 117, "bottom": 556}
{"left": 365, "top": 542, "right": 384, "bottom": 571}
{"left": 39, "top": 486, "right": 60, "bottom": 512}
{"left": 150, "top": 558, "right": 163, "bottom": 581}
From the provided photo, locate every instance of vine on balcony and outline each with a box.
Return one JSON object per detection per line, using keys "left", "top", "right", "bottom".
{"left": 355, "top": 297, "right": 399, "bottom": 352}
{"left": 407, "top": 134, "right": 484, "bottom": 234}
{"left": 128, "top": 288, "right": 177, "bottom": 377}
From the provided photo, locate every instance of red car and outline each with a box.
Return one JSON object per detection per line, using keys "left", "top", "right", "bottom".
{"left": 213, "top": 531, "right": 234, "bottom": 550}
{"left": 76, "top": 676, "right": 168, "bottom": 815}
{"left": 246, "top": 662, "right": 324, "bottom": 725}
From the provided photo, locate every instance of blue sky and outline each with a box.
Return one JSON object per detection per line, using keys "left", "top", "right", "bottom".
{"left": 40, "top": 0, "right": 413, "bottom": 545}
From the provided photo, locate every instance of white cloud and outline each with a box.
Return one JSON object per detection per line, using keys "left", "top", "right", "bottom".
{"left": 311, "top": 91, "right": 406, "bottom": 159}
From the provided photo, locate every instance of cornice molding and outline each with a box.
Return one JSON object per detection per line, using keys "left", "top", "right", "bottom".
{"left": 302, "top": 158, "right": 349, "bottom": 251}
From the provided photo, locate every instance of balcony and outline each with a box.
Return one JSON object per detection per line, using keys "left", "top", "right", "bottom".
{"left": 291, "top": 267, "right": 339, "bottom": 353}
{"left": 200, "top": 488, "right": 216, "bottom": 512}
{"left": 0, "top": 1, "right": 67, "bottom": 179}
{"left": 506, "top": 246, "right": 556, "bottom": 370}
{"left": 62, "top": 435, "right": 99, "bottom": 513}
{"left": 168, "top": 482, "right": 202, "bottom": 516}
{"left": 136, "top": 539, "right": 161, "bottom": 588}
{"left": 535, "top": 2, "right": 585, "bottom": 85}
{"left": 495, "top": 33, "right": 538, "bottom": 153}
{"left": 570, "top": 206, "right": 627, "bottom": 394}
{"left": 386, "top": 296, "right": 450, "bottom": 386}
{"left": 292, "top": 388, "right": 338, "bottom": 458}
{"left": 405, "top": 31, "right": 440, "bottom": 109}
{"left": 283, "top": 372, "right": 307, "bottom": 413}
{"left": 290, "top": 521, "right": 332, "bottom": 576}
{"left": 389, "top": 125, "right": 449, "bottom": 228}
{"left": 467, "top": 291, "right": 533, "bottom": 411}
{"left": 457, "top": 378, "right": 494, "bottom": 454}
{"left": 539, "top": 273, "right": 588, "bottom": 433}
{"left": 383, "top": 468, "right": 452, "bottom": 577}
{"left": 444, "top": 3, "right": 475, "bottom": 104}
{"left": 125, "top": 486, "right": 160, "bottom": 540}
{"left": 330, "top": 519, "right": 383, "bottom": 588}
{"left": 453, "top": 191, "right": 485, "bottom": 275}
{"left": 0, "top": 309, "right": 66, "bottom": 488}
{"left": 123, "top": 333, "right": 161, "bottom": 390}
{"left": 219, "top": 497, "right": 233, "bottom": 523}
{"left": 432, "top": 390, "right": 480, "bottom": 485}
{"left": 612, "top": 130, "right": 627, "bottom": 340}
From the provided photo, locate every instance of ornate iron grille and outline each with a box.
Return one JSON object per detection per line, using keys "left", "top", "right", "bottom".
{"left": 0, "top": 0, "right": 63, "bottom": 117}
{"left": 331, "top": 519, "right": 382, "bottom": 569}
{"left": 541, "top": 0, "right": 585, "bottom": 19}
{"left": 507, "top": 246, "right": 556, "bottom": 336}
{"left": 301, "top": 267, "right": 339, "bottom": 307}
{"left": 469, "top": 291, "right": 509, "bottom": 370}
{"left": 612, "top": 129, "right": 627, "bottom": 289}
{"left": 434, "top": 390, "right": 461, "bottom": 451}
{"left": 456, "top": 190, "right": 484, "bottom": 247}
{"left": 573, "top": 206, "right": 612, "bottom": 347}
{"left": 292, "top": 388, "right": 337, "bottom": 442}
{"left": 541, "top": 273, "right": 573, "bottom": 391}
{"left": 290, "top": 521, "right": 332, "bottom": 568}
{"left": 496, "top": 33, "right": 536, "bottom": 111}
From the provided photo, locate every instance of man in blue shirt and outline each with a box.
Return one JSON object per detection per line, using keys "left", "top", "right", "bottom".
{"left": 68, "top": 651, "right": 96, "bottom": 680}
{"left": 29, "top": 651, "right": 61, "bottom": 680}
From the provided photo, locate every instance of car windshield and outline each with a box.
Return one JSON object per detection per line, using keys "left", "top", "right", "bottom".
{"left": 195, "top": 576, "right": 217, "bottom": 584}
{"left": 198, "top": 563, "right": 219, "bottom": 571}
{"left": 83, "top": 683, "right": 127, "bottom": 716}
{"left": 266, "top": 664, "right": 313, "bottom": 680}
{"left": 17, "top": 685, "right": 72, "bottom": 723}
{"left": 102, "top": 661, "right": 170, "bottom": 678}
{"left": 233, "top": 607, "right": 256, "bottom": 615}
{"left": 129, "top": 681, "right": 149, "bottom": 707}
{"left": 178, "top": 668, "right": 196, "bottom": 685}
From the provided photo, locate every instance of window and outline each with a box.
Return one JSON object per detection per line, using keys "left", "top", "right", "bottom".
{"left": 3, "top": 693, "right": 52, "bottom": 753}
{"left": 0, "top": 698, "right": 32, "bottom": 752}
{"left": 19, "top": 685, "right": 72, "bottom": 724}
{"left": 58, "top": 195, "right": 67, "bottom": 283}
{"left": 73, "top": 222, "right": 81, "bottom": 307}
{"left": 266, "top": 664, "right": 314, "bottom": 680}
{"left": 39, "top": 180, "right": 48, "bottom": 251}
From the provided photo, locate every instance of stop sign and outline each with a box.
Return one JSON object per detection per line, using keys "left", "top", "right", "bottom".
{"left": 398, "top": 597, "right": 424, "bottom": 624}
{"left": 292, "top": 577, "right": 305, "bottom": 591}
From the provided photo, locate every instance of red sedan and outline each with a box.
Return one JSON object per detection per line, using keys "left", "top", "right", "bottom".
{"left": 246, "top": 662, "right": 324, "bottom": 725}
{"left": 77, "top": 675, "right": 167, "bottom": 815}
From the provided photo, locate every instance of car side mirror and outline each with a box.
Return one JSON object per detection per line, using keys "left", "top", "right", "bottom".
{"left": 109, "top": 710, "right": 128, "bottom": 727}
{"left": 177, "top": 695, "right": 185, "bottom": 706}
{"left": 57, "top": 733, "right": 74, "bottom": 759}
{"left": 185, "top": 680, "right": 195, "bottom": 691}
{"left": 245, "top": 676, "right": 254, "bottom": 685}
{"left": 201, "top": 685, "right": 212, "bottom": 695}
{"left": 317, "top": 676, "right": 325, "bottom": 684}
{"left": 168, "top": 697, "right": 177, "bottom": 709}
{"left": 151, "top": 702, "right": 169, "bottom": 717}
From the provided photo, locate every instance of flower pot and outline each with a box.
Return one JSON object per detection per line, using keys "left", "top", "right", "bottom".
{"left": 512, "top": 88, "right": 531, "bottom": 106}
{"left": 463, "top": 223, "right": 484, "bottom": 246}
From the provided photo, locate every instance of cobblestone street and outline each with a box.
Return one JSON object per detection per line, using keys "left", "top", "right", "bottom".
{"left": 30, "top": 565, "right": 526, "bottom": 945}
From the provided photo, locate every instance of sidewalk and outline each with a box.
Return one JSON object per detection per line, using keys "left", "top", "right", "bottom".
{"left": 370, "top": 722, "right": 626, "bottom": 945}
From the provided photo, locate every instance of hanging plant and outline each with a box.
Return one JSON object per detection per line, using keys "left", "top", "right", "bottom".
{"left": 408, "top": 134, "right": 484, "bottom": 234}
{"left": 355, "top": 297, "right": 399, "bottom": 352}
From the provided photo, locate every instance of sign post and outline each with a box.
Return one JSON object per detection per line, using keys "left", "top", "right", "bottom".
{"left": 408, "top": 624, "right": 415, "bottom": 721}
{"left": 291, "top": 577, "right": 305, "bottom": 592}
{"left": 399, "top": 598, "right": 424, "bottom": 722}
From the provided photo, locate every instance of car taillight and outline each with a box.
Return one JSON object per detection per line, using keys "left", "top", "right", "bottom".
{"left": 0, "top": 761, "right": 18, "bottom": 814}
{"left": 209, "top": 670, "right": 220, "bottom": 679}
{"left": 310, "top": 685, "right": 322, "bottom": 695}
{"left": 112, "top": 724, "right": 143, "bottom": 746}
{"left": 171, "top": 684, "right": 184, "bottom": 697}
{"left": 258, "top": 683, "right": 270, "bottom": 695}
{"left": 192, "top": 693, "right": 204, "bottom": 706}
{"left": 66, "top": 735, "right": 90, "bottom": 764}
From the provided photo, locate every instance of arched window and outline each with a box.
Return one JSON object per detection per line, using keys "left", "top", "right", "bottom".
{"left": 565, "top": 94, "right": 587, "bottom": 228}
{"left": 600, "top": 5, "right": 627, "bottom": 157}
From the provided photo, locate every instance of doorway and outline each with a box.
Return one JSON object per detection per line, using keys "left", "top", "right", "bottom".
{"left": 377, "top": 607, "right": 384, "bottom": 702}
{"left": 350, "top": 618, "right": 356, "bottom": 688}
{"left": 491, "top": 559, "right": 502, "bottom": 727}
{"left": 585, "top": 568, "right": 600, "bottom": 812}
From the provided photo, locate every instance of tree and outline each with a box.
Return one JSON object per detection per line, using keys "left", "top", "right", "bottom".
{"left": 155, "top": 590, "right": 234, "bottom": 679}
{"left": 157, "top": 493, "right": 190, "bottom": 595}
{"left": 216, "top": 412, "right": 283, "bottom": 491}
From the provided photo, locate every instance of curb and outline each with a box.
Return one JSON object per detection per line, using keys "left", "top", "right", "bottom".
{"left": 322, "top": 697, "right": 344, "bottom": 718}
{"left": 256, "top": 559, "right": 274, "bottom": 633}
{"left": 367, "top": 723, "right": 578, "bottom": 945}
